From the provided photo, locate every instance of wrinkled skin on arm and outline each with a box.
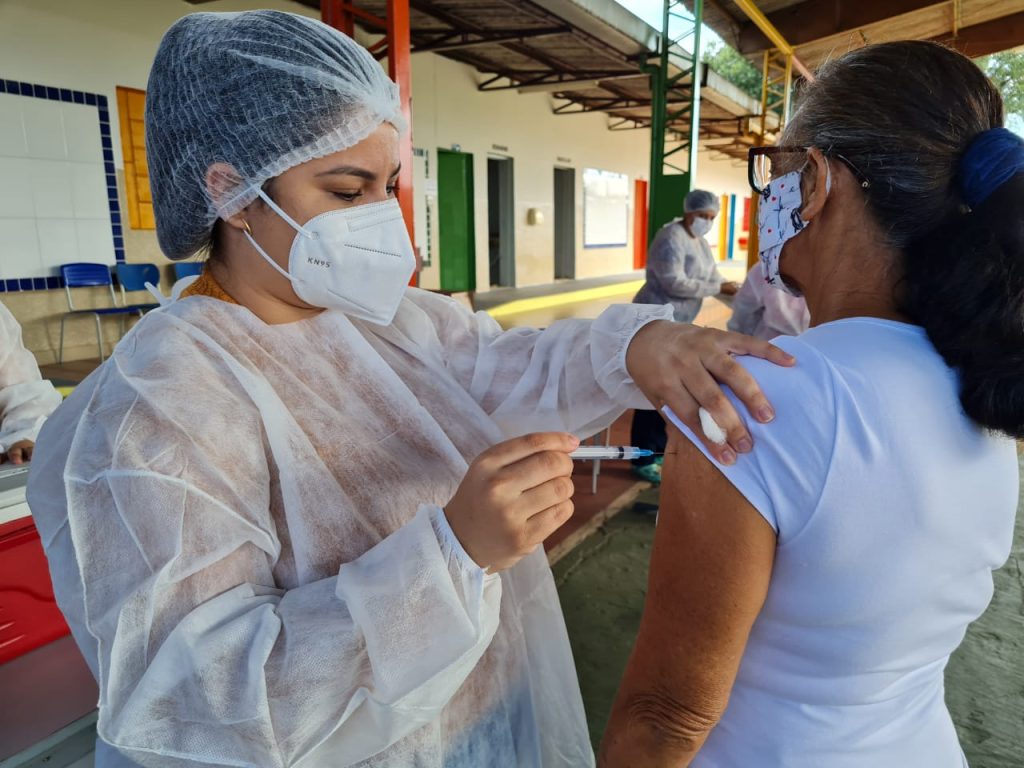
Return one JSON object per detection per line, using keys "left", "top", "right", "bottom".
{"left": 599, "top": 431, "right": 776, "bottom": 767}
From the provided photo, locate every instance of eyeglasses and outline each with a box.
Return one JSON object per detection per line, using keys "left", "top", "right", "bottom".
{"left": 748, "top": 146, "right": 871, "bottom": 195}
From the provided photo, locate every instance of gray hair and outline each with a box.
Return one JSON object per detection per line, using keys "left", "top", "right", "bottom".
{"left": 781, "top": 41, "right": 1002, "bottom": 248}
{"left": 781, "top": 41, "right": 1024, "bottom": 440}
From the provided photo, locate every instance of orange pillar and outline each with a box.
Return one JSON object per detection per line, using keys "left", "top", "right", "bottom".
{"left": 387, "top": 0, "right": 415, "bottom": 260}
{"left": 322, "top": 0, "right": 417, "bottom": 284}
{"left": 633, "top": 179, "right": 649, "bottom": 269}
{"left": 747, "top": 194, "right": 759, "bottom": 272}
{"left": 321, "top": 0, "right": 356, "bottom": 36}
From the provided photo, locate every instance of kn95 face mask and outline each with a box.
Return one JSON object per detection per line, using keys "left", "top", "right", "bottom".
{"left": 243, "top": 191, "right": 415, "bottom": 325}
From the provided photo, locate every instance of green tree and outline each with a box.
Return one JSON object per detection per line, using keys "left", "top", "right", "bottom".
{"left": 977, "top": 51, "right": 1024, "bottom": 119}
{"left": 701, "top": 40, "right": 762, "bottom": 102}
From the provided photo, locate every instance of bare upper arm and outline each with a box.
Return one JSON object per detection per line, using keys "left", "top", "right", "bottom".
{"left": 600, "top": 430, "right": 777, "bottom": 767}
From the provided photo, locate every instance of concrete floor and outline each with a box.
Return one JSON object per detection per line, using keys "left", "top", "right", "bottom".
{"left": 487, "top": 261, "right": 745, "bottom": 331}
{"left": 554, "top": 469, "right": 1024, "bottom": 765}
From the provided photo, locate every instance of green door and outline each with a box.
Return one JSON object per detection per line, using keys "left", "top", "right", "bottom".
{"left": 650, "top": 172, "right": 690, "bottom": 238}
{"left": 437, "top": 149, "right": 476, "bottom": 292}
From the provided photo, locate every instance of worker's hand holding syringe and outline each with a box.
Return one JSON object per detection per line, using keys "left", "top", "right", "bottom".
{"left": 446, "top": 432, "right": 579, "bottom": 573}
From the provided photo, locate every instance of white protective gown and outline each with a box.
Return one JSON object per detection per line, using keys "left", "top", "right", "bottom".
{"left": 727, "top": 262, "right": 810, "bottom": 341}
{"left": 632, "top": 219, "right": 725, "bottom": 324}
{"left": 0, "top": 300, "right": 61, "bottom": 454}
{"left": 28, "top": 287, "right": 670, "bottom": 768}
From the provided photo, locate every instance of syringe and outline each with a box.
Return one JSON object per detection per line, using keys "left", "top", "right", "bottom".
{"left": 569, "top": 446, "right": 654, "bottom": 461}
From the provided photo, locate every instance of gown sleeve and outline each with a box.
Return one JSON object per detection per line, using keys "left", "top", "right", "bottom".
{"left": 0, "top": 301, "right": 60, "bottom": 453}
{"left": 407, "top": 289, "right": 673, "bottom": 437}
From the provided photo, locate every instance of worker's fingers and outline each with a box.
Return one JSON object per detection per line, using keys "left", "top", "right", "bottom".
{"left": 5, "top": 440, "right": 34, "bottom": 465}
{"left": 670, "top": 360, "right": 747, "bottom": 462}
{"left": 518, "top": 474, "right": 576, "bottom": 516}
{"left": 500, "top": 449, "right": 575, "bottom": 496}
{"left": 525, "top": 499, "right": 575, "bottom": 543}
{"left": 660, "top": 388, "right": 737, "bottom": 466}
{"left": 703, "top": 349, "right": 775, "bottom": 427}
{"left": 717, "top": 329, "right": 796, "bottom": 371}
{"left": 477, "top": 432, "right": 579, "bottom": 471}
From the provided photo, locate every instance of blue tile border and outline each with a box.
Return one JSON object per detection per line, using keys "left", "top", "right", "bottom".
{"left": 0, "top": 76, "right": 124, "bottom": 292}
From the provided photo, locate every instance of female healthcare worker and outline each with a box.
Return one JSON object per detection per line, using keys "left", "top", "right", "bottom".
{"left": 0, "top": 300, "right": 60, "bottom": 464}
{"left": 27, "top": 11, "right": 791, "bottom": 767}
{"left": 630, "top": 190, "right": 741, "bottom": 484}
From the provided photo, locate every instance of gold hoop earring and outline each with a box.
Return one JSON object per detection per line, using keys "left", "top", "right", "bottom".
{"left": 241, "top": 220, "right": 252, "bottom": 236}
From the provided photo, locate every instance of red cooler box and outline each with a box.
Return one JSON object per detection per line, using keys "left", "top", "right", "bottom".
{"left": 0, "top": 469, "right": 98, "bottom": 761}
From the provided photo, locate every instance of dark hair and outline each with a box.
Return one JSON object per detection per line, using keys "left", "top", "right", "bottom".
{"left": 198, "top": 221, "right": 223, "bottom": 263}
{"left": 201, "top": 178, "right": 278, "bottom": 263}
{"left": 784, "top": 41, "right": 1024, "bottom": 438}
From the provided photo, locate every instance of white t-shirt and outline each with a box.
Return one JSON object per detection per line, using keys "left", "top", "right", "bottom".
{"left": 668, "top": 318, "right": 1018, "bottom": 767}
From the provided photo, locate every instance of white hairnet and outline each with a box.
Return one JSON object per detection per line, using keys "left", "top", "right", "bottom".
{"left": 145, "top": 10, "right": 406, "bottom": 260}
{"left": 684, "top": 189, "right": 720, "bottom": 214}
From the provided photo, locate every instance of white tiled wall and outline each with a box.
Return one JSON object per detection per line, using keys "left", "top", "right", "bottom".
{"left": 0, "top": 92, "right": 114, "bottom": 283}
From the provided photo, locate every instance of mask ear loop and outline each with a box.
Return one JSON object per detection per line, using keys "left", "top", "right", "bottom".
{"left": 255, "top": 189, "right": 318, "bottom": 240}
{"left": 240, "top": 217, "right": 300, "bottom": 283}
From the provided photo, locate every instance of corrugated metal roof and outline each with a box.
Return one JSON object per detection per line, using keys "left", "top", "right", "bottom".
{"left": 296, "top": 0, "right": 765, "bottom": 156}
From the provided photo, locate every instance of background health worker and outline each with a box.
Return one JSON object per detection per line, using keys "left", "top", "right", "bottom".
{"left": 727, "top": 260, "right": 810, "bottom": 341}
{"left": 630, "top": 189, "right": 740, "bottom": 484}
{"left": 0, "top": 300, "right": 61, "bottom": 464}
{"left": 27, "top": 11, "right": 791, "bottom": 768}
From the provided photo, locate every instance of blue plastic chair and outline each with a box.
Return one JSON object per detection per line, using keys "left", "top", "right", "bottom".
{"left": 115, "top": 263, "right": 162, "bottom": 313}
{"left": 173, "top": 261, "right": 204, "bottom": 280}
{"left": 59, "top": 263, "right": 148, "bottom": 364}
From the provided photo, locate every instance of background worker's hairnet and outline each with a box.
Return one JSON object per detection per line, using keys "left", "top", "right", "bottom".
{"left": 684, "top": 189, "right": 721, "bottom": 214}
{"left": 145, "top": 10, "right": 405, "bottom": 260}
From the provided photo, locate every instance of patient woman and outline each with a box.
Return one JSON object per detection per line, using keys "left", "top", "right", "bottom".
{"left": 601, "top": 41, "right": 1022, "bottom": 768}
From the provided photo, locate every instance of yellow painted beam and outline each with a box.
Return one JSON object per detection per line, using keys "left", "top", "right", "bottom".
{"left": 733, "top": 0, "right": 815, "bottom": 81}
{"left": 734, "top": 0, "right": 792, "bottom": 53}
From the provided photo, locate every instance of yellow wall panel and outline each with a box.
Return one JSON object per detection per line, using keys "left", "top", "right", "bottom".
{"left": 117, "top": 86, "right": 153, "bottom": 230}
{"left": 139, "top": 204, "right": 156, "bottom": 231}
{"left": 127, "top": 90, "right": 146, "bottom": 118}
{"left": 129, "top": 120, "right": 146, "bottom": 151}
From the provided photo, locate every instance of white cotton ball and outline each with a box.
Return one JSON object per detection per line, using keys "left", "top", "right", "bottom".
{"left": 699, "top": 407, "right": 728, "bottom": 445}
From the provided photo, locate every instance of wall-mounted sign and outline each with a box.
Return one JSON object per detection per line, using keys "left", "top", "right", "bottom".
{"left": 557, "top": 156, "right": 572, "bottom": 164}
{"left": 583, "top": 168, "right": 630, "bottom": 248}
{"left": 491, "top": 143, "right": 509, "bottom": 152}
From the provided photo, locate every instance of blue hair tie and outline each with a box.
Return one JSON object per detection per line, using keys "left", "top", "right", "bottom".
{"left": 959, "top": 127, "right": 1024, "bottom": 208}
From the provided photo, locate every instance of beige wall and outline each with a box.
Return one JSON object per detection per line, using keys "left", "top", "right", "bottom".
{"left": 0, "top": 0, "right": 317, "bottom": 363}
{"left": 410, "top": 52, "right": 651, "bottom": 290}
{"left": 697, "top": 152, "right": 755, "bottom": 263}
{"left": 0, "top": 0, "right": 747, "bottom": 363}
